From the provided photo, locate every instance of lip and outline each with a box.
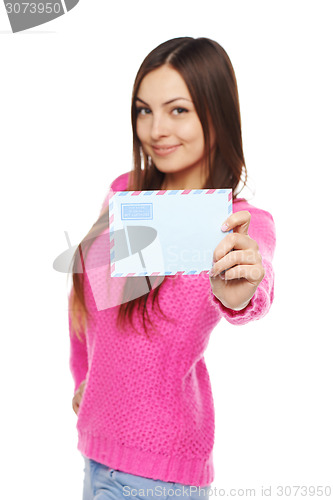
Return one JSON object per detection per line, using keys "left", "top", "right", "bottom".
{"left": 151, "top": 144, "right": 181, "bottom": 156}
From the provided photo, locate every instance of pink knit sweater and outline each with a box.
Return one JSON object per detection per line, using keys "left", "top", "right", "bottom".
{"left": 69, "top": 172, "right": 276, "bottom": 487}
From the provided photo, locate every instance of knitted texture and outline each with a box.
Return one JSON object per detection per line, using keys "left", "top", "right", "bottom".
{"left": 69, "top": 172, "right": 276, "bottom": 487}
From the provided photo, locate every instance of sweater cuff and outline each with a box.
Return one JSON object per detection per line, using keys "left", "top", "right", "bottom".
{"left": 210, "top": 283, "right": 271, "bottom": 325}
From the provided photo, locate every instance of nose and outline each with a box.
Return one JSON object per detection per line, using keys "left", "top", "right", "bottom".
{"left": 150, "top": 113, "right": 169, "bottom": 140}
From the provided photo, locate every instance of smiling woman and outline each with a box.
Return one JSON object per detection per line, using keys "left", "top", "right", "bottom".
{"left": 68, "top": 36, "right": 276, "bottom": 499}
{"left": 135, "top": 65, "right": 211, "bottom": 190}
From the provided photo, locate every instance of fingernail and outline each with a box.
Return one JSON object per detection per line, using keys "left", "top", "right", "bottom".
{"left": 209, "top": 268, "right": 215, "bottom": 277}
{"left": 221, "top": 223, "right": 229, "bottom": 231}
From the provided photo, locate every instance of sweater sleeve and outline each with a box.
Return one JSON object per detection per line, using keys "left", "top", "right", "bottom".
{"left": 68, "top": 288, "right": 89, "bottom": 395}
{"left": 209, "top": 202, "right": 276, "bottom": 325}
{"left": 68, "top": 172, "right": 130, "bottom": 394}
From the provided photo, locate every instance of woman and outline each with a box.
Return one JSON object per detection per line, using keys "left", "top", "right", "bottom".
{"left": 69, "top": 37, "right": 276, "bottom": 499}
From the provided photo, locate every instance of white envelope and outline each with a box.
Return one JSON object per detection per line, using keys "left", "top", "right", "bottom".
{"left": 109, "top": 188, "right": 233, "bottom": 277}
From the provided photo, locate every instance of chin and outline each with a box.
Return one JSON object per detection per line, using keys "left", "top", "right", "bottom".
{"left": 154, "top": 164, "right": 182, "bottom": 174}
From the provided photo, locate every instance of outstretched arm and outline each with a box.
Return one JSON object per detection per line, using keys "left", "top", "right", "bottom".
{"left": 209, "top": 204, "right": 276, "bottom": 325}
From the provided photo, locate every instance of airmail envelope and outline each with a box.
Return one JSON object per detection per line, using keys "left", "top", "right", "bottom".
{"left": 109, "top": 188, "right": 233, "bottom": 277}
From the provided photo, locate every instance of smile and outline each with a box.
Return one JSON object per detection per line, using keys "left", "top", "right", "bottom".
{"left": 152, "top": 145, "right": 181, "bottom": 156}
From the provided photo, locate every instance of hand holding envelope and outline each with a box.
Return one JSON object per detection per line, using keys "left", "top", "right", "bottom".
{"left": 108, "top": 188, "right": 265, "bottom": 312}
{"left": 209, "top": 210, "right": 266, "bottom": 311}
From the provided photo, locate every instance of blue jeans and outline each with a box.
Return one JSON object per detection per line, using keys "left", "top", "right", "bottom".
{"left": 82, "top": 455, "right": 212, "bottom": 499}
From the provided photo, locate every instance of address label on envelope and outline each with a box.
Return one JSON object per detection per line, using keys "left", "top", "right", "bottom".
{"left": 109, "top": 188, "right": 233, "bottom": 277}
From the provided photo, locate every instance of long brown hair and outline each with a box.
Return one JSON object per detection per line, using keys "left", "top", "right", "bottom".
{"left": 69, "top": 36, "right": 249, "bottom": 341}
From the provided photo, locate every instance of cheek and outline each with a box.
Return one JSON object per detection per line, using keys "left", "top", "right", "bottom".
{"left": 136, "top": 120, "right": 148, "bottom": 144}
{"left": 180, "top": 125, "right": 205, "bottom": 157}
{"left": 179, "top": 119, "right": 204, "bottom": 145}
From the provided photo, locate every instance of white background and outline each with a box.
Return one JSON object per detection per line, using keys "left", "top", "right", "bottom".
{"left": 1, "top": 1, "right": 332, "bottom": 498}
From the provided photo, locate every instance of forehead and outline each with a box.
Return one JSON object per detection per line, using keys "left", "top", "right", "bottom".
{"left": 137, "top": 65, "right": 191, "bottom": 102}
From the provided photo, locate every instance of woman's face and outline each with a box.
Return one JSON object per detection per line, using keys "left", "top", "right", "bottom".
{"left": 135, "top": 65, "right": 215, "bottom": 189}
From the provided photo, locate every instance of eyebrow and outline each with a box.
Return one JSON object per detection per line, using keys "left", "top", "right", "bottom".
{"left": 135, "top": 97, "right": 192, "bottom": 106}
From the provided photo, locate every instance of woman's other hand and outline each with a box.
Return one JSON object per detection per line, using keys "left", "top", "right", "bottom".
{"left": 72, "top": 379, "right": 86, "bottom": 415}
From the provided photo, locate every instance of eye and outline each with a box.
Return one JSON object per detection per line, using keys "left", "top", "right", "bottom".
{"left": 172, "top": 107, "right": 188, "bottom": 115}
{"left": 136, "top": 107, "right": 151, "bottom": 116}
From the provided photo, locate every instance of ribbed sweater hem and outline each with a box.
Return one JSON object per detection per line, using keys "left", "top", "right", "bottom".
{"left": 77, "top": 429, "right": 214, "bottom": 487}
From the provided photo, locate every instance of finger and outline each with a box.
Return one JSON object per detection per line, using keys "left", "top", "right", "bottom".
{"left": 221, "top": 210, "right": 251, "bottom": 235}
{"left": 212, "top": 233, "right": 258, "bottom": 267}
{"left": 210, "top": 249, "right": 259, "bottom": 277}
{"left": 224, "top": 264, "right": 265, "bottom": 284}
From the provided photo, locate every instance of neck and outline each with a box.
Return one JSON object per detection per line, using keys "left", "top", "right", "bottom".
{"left": 161, "top": 171, "right": 208, "bottom": 191}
